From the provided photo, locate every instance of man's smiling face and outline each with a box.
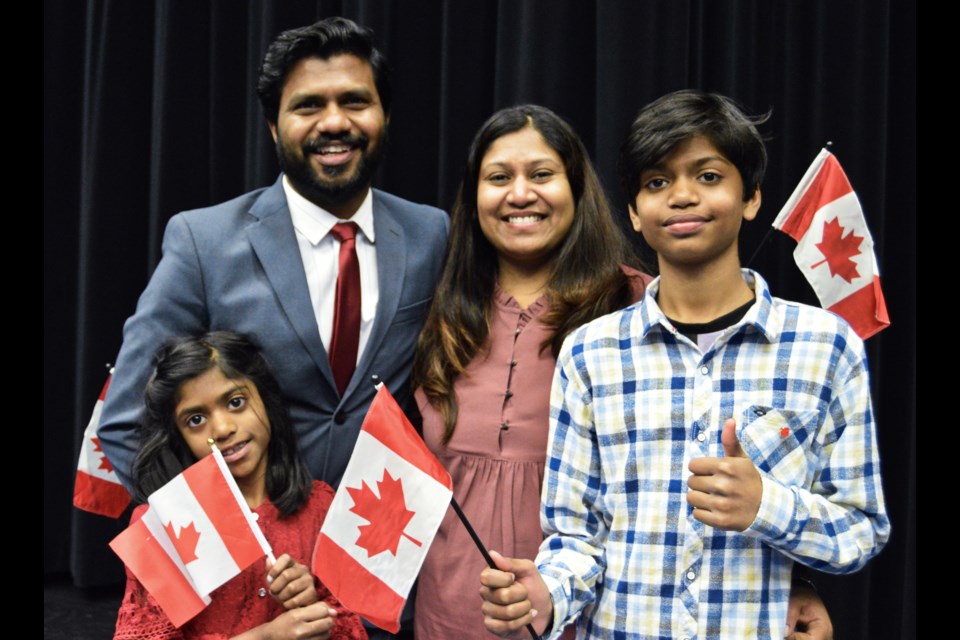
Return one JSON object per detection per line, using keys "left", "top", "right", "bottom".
{"left": 270, "top": 54, "right": 388, "bottom": 217}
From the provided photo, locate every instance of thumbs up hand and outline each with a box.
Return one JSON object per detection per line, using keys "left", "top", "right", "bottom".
{"left": 687, "top": 418, "right": 763, "bottom": 531}
{"left": 721, "top": 417, "right": 747, "bottom": 458}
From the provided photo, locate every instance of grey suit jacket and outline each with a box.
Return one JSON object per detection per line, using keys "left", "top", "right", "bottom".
{"left": 98, "top": 176, "right": 450, "bottom": 490}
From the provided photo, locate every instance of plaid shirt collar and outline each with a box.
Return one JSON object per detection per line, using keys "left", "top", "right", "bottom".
{"left": 636, "top": 269, "right": 782, "bottom": 346}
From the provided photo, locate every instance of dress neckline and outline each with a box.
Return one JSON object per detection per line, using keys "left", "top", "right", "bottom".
{"left": 493, "top": 282, "right": 548, "bottom": 316}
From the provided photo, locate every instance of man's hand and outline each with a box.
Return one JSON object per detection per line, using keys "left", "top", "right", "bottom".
{"left": 266, "top": 554, "right": 318, "bottom": 610}
{"left": 479, "top": 550, "right": 553, "bottom": 638}
{"left": 785, "top": 582, "right": 834, "bottom": 639}
{"left": 687, "top": 418, "right": 763, "bottom": 531}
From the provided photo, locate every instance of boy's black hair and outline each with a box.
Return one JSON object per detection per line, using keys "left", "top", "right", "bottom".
{"left": 257, "top": 16, "right": 391, "bottom": 124}
{"left": 618, "top": 90, "right": 769, "bottom": 205}
{"left": 132, "top": 331, "right": 313, "bottom": 517}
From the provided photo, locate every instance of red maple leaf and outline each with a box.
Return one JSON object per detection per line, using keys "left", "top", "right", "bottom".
{"left": 347, "top": 470, "right": 422, "bottom": 558}
{"left": 163, "top": 520, "right": 202, "bottom": 564}
{"left": 90, "top": 437, "right": 114, "bottom": 472}
{"left": 810, "top": 217, "right": 863, "bottom": 283}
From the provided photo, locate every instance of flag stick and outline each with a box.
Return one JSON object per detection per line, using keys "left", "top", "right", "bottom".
{"left": 450, "top": 497, "right": 540, "bottom": 640}
{"left": 745, "top": 225, "right": 776, "bottom": 269}
{"left": 749, "top": 142, "right": 835, "bottom": 270}
{"left": 207, "top": 439, "right": 276, "bottom": 565}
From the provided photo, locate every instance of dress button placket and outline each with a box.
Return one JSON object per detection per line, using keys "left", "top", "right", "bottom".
{"left": 500, "top": 314, "right": 525, "bottom": 449}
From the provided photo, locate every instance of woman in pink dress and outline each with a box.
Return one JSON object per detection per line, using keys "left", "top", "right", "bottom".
{"left": 412, "top": 105, "right": 648, "bottom": 639}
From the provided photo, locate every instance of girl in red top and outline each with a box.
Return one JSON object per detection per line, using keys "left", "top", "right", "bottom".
{"left": 114, "top": 331, "right": 366, "bottom": 640}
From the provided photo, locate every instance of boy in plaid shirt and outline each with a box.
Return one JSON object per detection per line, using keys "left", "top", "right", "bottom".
{"left": 479, "top": 91, "right": 889, "bottom": 639}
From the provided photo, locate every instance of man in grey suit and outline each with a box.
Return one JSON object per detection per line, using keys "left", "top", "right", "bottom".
{"left": 98, "top": 18, "right": 449, "bottom": 499}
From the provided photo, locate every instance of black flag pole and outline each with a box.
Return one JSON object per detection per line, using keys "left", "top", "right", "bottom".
{"left": 747, "top": 140, "right": 833, "bottom": 270}
{"left": 744, "top": 226, "right": 775, "bottom": 269}
{"left": 449, "top": 497, "right": 540, "bottom": 640}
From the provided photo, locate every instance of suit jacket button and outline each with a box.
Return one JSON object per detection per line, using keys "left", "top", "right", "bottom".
{"left": 334, "top": 410, "right": 346, "bottom": 425}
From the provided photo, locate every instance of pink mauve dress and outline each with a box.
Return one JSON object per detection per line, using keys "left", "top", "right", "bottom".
{"left": 414, "top": 271, "right": 648, "bottom": 640}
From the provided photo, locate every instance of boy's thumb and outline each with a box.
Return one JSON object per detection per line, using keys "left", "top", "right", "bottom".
{"left": 721, "top": 418, "right": 746, "bottom": 458}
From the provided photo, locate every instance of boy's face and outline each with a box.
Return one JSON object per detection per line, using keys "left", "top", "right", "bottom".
{"left": 629, "top": 135, "right": 761, "bottom": 272}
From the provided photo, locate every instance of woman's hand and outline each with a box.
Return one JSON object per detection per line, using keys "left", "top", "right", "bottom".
{"left": 267, "top": 554, "right": 318, "bottom": 609}
{"left": 785, "top": 582, "right": 834, "bottom": 640}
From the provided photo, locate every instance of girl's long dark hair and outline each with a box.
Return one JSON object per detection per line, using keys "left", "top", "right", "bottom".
{"left": 132, "top": 331, "right": 312, "bottom": 517}
{"left": 412, "top": 105, "right": 644, "bottom": 444}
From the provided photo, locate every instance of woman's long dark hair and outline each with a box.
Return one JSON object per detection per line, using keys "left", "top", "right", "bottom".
{"left": 413, "top": 105, "right": 643, "bottom": 444}
{"left": 132, "top": 331, "right": 312, "bottom": 517}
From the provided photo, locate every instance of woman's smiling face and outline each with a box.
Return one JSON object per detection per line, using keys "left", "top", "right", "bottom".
{"left": 476, "top": 126, "right": 575, "bottom": 272}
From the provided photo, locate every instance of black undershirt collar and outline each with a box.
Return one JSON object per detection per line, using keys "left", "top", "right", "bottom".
{"left": 666, "top": 296, "right": 756, "bottom": 343}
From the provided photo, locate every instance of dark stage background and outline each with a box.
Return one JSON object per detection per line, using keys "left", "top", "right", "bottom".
{"left": 45, "top": 1, "right": 915, "bottom": 637}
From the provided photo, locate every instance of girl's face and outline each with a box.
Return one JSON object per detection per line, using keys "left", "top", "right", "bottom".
{"left": 476, "top": 126, "right": 575, "bottom": 272}
{"left": 174, "top": 367, "right": 271, "bottom": 498}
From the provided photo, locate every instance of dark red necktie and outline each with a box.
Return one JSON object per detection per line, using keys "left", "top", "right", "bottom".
{"left": 328, "top": 222, "right": 361, "bottom": 396}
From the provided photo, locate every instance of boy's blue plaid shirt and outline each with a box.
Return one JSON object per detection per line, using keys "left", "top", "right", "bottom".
{"left": 538, "top": 270, "right": 889, "bottom": 639}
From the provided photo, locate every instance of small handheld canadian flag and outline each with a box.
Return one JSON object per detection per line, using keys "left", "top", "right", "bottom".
{"left": 313, "top": 385, "right": 453, "bottom": 633}
{"left": 73, "top": 370, "right": 131, "bottom": 518}
{"left": 772, "top": 148, "right": 890, "bottom": 339}
{"left": 109, "top": 446, "right": 272, "bottom": 627}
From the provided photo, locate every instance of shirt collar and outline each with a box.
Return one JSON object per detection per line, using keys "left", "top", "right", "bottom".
{"left": 637, "top": 269, "right": 781, "bottom": 344}
{"left": 282, "top": 175, "right": 376, "bottom": 246}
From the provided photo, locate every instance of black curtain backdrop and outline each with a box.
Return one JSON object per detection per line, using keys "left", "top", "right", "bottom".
{"left": 45, "top": 1, "right": 915, "bottom": 637}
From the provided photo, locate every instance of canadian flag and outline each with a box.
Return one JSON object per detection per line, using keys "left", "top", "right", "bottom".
{"left": 73, "top": 371, "right": 131, "bottom": 518}
{"left": 313, "top": 386, "right": 453, "bottom": 633}
{"left": 773, "top": 148, "right": 890, "bottom": 339}
{"left": 110, "top": 447, "right": 272, "bottom": 627}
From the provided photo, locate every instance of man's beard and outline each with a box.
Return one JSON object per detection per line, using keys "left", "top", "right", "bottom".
{"left": 276, "top": 127, "right": 388, "bottom": 210}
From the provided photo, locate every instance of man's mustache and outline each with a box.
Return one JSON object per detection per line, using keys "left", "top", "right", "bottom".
{"left": 302, "top": 133, "right": 369, "bottom": 153}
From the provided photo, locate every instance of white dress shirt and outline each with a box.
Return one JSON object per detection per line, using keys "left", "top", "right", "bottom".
{"left": 283, "top": 176, "right": 379, "bottom": 366}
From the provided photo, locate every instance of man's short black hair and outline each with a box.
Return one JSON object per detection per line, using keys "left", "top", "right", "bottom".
{"left": 618, "top": 90, "right": 768, "bottom": 204}
{"left": 257, "top": 16, "right": 391, "bottom": 124}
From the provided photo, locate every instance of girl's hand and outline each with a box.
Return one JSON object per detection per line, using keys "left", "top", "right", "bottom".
{"left": 267, "top": 554, "right": 318, "bottom": 609}
{"left": 269, "top": 602, "right": 337, "bottom": 640}
{"left": 237, "top": 602, "right": 336, "bottom": 640}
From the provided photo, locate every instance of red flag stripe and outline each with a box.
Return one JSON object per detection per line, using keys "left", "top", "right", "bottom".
{"left": 73, "top": 470, "right": 130, "bottom": 519}
{"left": 828, "top": 276, "right": 890, "bottom": 340}
{"left": 109, "top": 515, "right": 208, "bottom": 627}
{"left": 74, "top": 371, "right": 132, "bottom": 518}
{"left": 98, "top": 376, "right": 112, "bottom": 401}
{"left": 183, "top": 455, "right": 266, "bottom": 570}
{"left": 314, "top": 533, "right": 405, "bottom": 634}
{"left": 778, "top": 154, "right": 853, "bottom": 240}
{"left": 362, "top": 387, "right": 453, "bottom": 490}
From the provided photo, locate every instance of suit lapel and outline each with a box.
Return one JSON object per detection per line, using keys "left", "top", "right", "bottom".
{"left": 246, "top": 178, "right": 338, "bottom": 393}
{"left": 347, "top": 190, "right": 406, "bottom": 397}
